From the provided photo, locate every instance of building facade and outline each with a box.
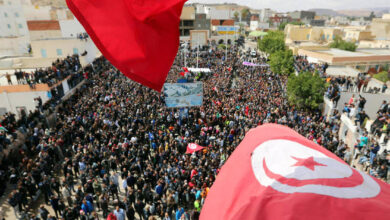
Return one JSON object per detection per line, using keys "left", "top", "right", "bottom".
{"left": 370, "top": 14, "right": 390, "bottom": 40}
{"left": 0, "top": 0, "right": 29, "bottom": 38}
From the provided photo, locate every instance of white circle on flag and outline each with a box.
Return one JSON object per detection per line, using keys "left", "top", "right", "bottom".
{"left": 189, "top": 144, "right": 197, "bottom": 150}
{"left": 251, "top": 139, "right": 380, "bottom": 199}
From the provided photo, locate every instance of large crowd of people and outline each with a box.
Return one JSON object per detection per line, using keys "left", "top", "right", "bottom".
{"left": 3, "top": 55, "right": 81, "bottom": 87}
{"left": 0, "top": 44, "right": 388, "bottom": 220}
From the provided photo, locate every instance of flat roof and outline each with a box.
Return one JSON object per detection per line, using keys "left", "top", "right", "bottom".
{"left": 317, "top": 48, "right": 390, "bottom": 57}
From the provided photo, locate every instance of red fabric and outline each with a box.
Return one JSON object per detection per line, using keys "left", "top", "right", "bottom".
{"left": 66, "top": 0, "right": 186, "bottom": 92}
{"left": 179, "top": 72, "right": 185, "bottom": 76}
{"left": 183, "top": 67, "right": 189, "bottom": 72}
{"left": 107, "top": 213, "right": 117, "bottom": 220}
{"left": 201, "top": 124, "right": 390, "bottom": 220}
{"left": 186, "top": 143, "right": 205, "bottom": 154}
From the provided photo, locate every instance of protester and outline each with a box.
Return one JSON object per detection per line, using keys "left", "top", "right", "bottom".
{"left": 0, "top": 43, "right": 388, "bottom": 220}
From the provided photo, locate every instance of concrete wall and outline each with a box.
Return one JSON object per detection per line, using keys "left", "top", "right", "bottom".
{"left": 22, "top": 5, "right": 51, "bottom": 20}
{"left": 0, "top": 89, "right": 49, "bottom": 117}
{"left": 31, "top": 38, "right": 96, "bottom": 59}
{"left": 181, "top": 6, "right": 195, "bottom": 20}
{"left": 0, "top": 36, "right": 29, "bottom": 56}
{"left": 29, "top": 30, "right": 62, "bottom": 40}
{"left": 359, "top": 40, "right": 390, "bottom": 49}
{"left": 0, "top": 0, "right": 29, "bottom": 37}
{"left": 59, "top": 19, "right": 86, "bottom": 38}
{"left": 370, "top": 17, "right": 390, "bottom": 40}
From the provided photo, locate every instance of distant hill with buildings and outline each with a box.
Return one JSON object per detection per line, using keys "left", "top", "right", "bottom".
{"left": 310, "top": 7, "right": 390, "bottom": 17}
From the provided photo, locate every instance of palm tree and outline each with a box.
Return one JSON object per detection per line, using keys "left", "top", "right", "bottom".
{"left": 241, "top": 8, "right": 250, "bottom": 21}
{"left": 234, "top": 11, "right": 239, "bottom": 21}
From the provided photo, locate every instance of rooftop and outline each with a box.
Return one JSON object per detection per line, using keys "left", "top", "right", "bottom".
{"left": 27, "top": 20, "right": 60, "bottom": 31}
{"left": 315, "top": 48, "right": 390, "bottom": 57}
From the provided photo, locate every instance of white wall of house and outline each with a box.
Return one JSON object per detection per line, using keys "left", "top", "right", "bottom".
{"left": 0, "top": 36, "right": 30, "bottom": 56}
{"left": 0, "top": 0, "right": 29, "bottom": 37}
{"left": 60, "top": 19, "right": 86, "bottom": 38}
{"left": 22, "top": 5, "right": 51, "bottom": 20}
{"left": 0, "top": 90, "right": 48, "bottom": 117}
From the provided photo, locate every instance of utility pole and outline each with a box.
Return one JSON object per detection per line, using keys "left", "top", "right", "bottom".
{"left": 197, "top": 34, "right": 200, "bottom": 68}
{"left": 225, "top": 30, "right": 228, "bottom": 63}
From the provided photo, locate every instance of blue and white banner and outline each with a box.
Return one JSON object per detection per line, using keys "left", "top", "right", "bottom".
{"left": 163, "top": 83, "right": 203, "bottom": 108}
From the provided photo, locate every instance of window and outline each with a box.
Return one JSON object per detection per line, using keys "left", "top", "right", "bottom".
{"left": 56, "top": 49, "right": 63, "bottom": 56}
{"left": 41, "top": 49, "right": 47, "bottom": 58}
{"left": 14, "top": 12, "right": 19, "bottom": 17}
{"left": 332, "top": 35, "right": 335, "bottom": 40}
{"left": 306, "top": 34, "right": 310, "bottom": 40}
{"left": 326, "top": 34, "right": 330, "bottom": 40}
{"left": 4, "top": 12, "right": 7, "bottom": 17}
{"left": 321, "top": 34, "right": 325, "bottom": 40}
{"left": 7, "top": 24, "right": 11, "bottom": 29}
{"left": 73, "top": 48, "right": 79, "bottom": 54}
{"left": 18, "top": 24, "right": 22, "bottom": 28}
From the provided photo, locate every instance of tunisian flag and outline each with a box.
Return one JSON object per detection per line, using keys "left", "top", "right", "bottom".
{"left": 186, "top": 143, "right": 205, "bottom": 154}
{"left": 66, "top": 0, "right": 186, "bottom": 92}
{"left": 201, "top": 124, "right": 390, "bottom": 220}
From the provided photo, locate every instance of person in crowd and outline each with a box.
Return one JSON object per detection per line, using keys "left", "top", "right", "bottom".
{"left": 0, "top": 45, "right": 388, "bottom": 220}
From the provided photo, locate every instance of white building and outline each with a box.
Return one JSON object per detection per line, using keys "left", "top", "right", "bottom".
{"left": 0, "top": 0, "right": 29, "bottom": 37}
{"left": 22, "top": 5, "right": 51, "bottom": 20}
{"left": 59, "top": 19, "right": 86, "bottom": 38}
{"left": 259, "top": 8, "right": 273, "bottom": 23}
{"left": 0, "top": 0, "right": 30, "bottom": 56}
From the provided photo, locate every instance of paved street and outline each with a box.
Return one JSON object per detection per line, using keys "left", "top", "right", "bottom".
{"left": 335, "top": 91, "right": 390, "bottom": 119}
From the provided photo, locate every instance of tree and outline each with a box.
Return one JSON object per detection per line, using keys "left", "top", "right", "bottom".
{"left": 278, "top": 21, "right": 305, "bottom": 31}
{"left": 234, "top": 11, "right": 239, "bottom": 21}
{"left": 368, "top": 11, "right": 376, "bottom": 21}
{"left": 258, "top": 31, "right": 285, "bottom": 55}
{"left": 373, "top": 71, "right": 389, "bottom": 83}
{"left": 330, "top": 36, "right": 357, "bottom": 52}
{"left": 287, "top": 72, "right": 326, "bottom": 110}
{"left": 241, "top": 8, "right": 249, "bottom": 21}
{"left": 269, "top": 50, "right": 294, "bottom": 75}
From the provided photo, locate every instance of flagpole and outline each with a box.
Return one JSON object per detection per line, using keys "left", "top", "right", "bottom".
{"left": 225, "top": 30, "right": 228, "bottom": 63}
{"left": 184, "top": 46, "right": 187, "bottom": 67}
{"left": 197, "top": 34, "right": 199, "bottom": 68}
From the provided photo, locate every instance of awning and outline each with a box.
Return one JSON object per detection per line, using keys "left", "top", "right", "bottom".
{"left": 249, "top": 31, "right": 268, "bottom": 37}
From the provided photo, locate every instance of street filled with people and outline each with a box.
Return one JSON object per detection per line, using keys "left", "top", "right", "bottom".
{"left": 0, "top": 45, "right": 388, "bottom": 220}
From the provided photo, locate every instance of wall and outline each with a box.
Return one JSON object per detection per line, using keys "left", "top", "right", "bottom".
{"left": 22, "top": 5, "right": 51, "bottom": 20}
{"left": 31, "top": 38, "right": 92, "bottom": 58}
{"left": 0, "top": 36, "right": 29, "bottom": 56}
{"left": 370, "top": 17, "right": 390, "bottom": 40}
{"left": 0, "top": 89, "right": 49, "bottom": 117}
{"left": 359, "top": 40, "right": 390, "bottom": 49}
{"left": 181, "top": 6, "right": 195, "bottom": 20}
{"left": 285, "top": 25, "right": 312, "bottom": 43}
{"left": 59, "top": 19, "right": 86, "bottom": 38}
{"left": 29, "top": 30, "right": 62, "bottom": 40}
{"left": 0, "top": 0, "right": 29, "bottom": 37}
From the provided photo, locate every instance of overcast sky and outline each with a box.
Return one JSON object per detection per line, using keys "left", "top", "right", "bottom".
{"left": 187, "top": 0, "right": 390, "bottom": 12}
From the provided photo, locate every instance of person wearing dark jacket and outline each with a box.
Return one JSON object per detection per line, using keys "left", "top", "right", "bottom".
{"left": 135, "top": 200, "right": 145, "bottom": 220}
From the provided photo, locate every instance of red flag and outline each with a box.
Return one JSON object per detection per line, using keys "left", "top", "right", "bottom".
{"left": 183, "top": 67, "right": 189, "bottom": 72}
{"left": 66, "top": 0, "right": 186, "bottom": 92}
{"left": 186, "top": 143, "right": 205, "bottom": 154}
{"left": 201, "top": 124, "right": 390, "bottom": 220}
{"left": 179, "top": 72, "right": 185, "bottom": 76}
{"left": 228, "top": 67, "right": 232, "bottom": 72}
